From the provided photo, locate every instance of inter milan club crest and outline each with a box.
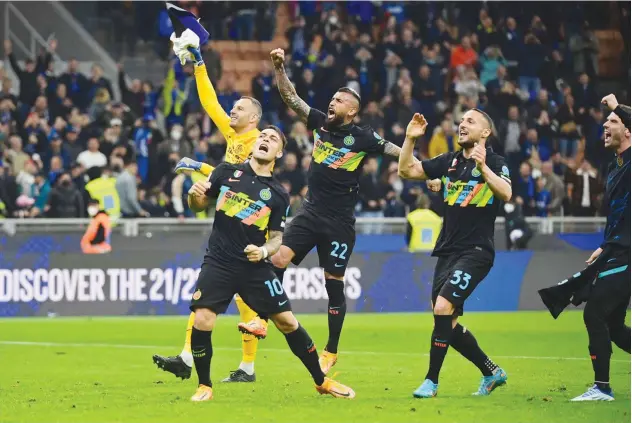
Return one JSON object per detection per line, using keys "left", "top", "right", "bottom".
{"left": 233, "top": 170, "right": 243, "bottom": 178}
{"left": 343, "top": 135, "right": 355, "bottom": 146}
{"left": 472, "top": 167, "right": 482, "bottom": 177}
{"left": 617, "top": 155, "right": 624, "bottom": 167}
{"left": 192, "top": 290, "right": 202, "bottom": 300}
{"left": 260, "top": 188, "right": 272, "bottom": 201}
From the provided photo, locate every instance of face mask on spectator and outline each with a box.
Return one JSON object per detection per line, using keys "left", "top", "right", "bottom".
{"left": 88, "top": 205, "right": 99, "bottom": 217}
{"left": 171, "top": 129, "right": 182, "bottom": 141}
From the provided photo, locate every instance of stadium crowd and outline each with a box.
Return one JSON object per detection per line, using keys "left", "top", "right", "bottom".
{"left": 0, "top": 1, "right": 629, "bottom": 220}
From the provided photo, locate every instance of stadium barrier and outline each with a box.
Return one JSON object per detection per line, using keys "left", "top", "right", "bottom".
{"left": 0, "top": 217, "right": 606, "bottom": 317}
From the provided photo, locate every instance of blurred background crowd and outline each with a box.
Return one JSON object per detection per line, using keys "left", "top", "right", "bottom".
{"left": 0, "top": 1, "right": 629, "bottom": 221}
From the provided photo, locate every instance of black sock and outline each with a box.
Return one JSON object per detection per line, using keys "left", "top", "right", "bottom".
{"left": 425, "top": 315, "right": 453, "bottom": 384}
{"left": 584, "top": 304, "right": 612, "bottom": 391}
{"left": 325, "top": 279, "right": 346, "bottom": 354}
{"left": 451, "top": 323, "right": 498, "bottom": 376}
{"left": 191, "top": 326, "right": 213, "bottom": 387}
{"left": 589, "top": 345, "right": 612, "bottom": 391}
{"left": 284, "top": 324, "right": 325, "bottom": 386}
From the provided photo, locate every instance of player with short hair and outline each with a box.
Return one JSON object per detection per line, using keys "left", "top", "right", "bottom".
{"left": 238, "top": 48, "right": 409, "bottom": 375}
{"left": 398, "top": 110, "right": 512, "bottom": 398}
{"left": 186, "top": 125, "right": 355, "bottom": 401}
{"left": 152, "top": 30, "right": 269, "bottom": 383}
{"left": 570, "top": 94, "right": 630, "bottom": 402}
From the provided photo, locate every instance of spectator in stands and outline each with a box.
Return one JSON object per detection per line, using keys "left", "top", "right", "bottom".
{"left": 4, "top": 39, "right": 53, "bottom": 113}
{"left": 358, "top": 157, "right": 387, "bottom": 233}
{"left": 540, "top": 160, "right": 565, "bottom": 215}
{"left": 30, "top": 170, "right": 50, "bottom": 217}
{"left": 65, "top": 127, "right": 84, "bottom": 163}
{"left": 77, "top": 137, "right": 107, "bottom": 170}
{"left": 202, "top": 44, "right": 223, "bottom": 86}
{"left": 569, "top": 21, "right": 599, "bottom": 77}
{"left": 518, "top": 33, "right": 545, "bottom": 100}
{"left": 515, "top": 161, "right": 536, "bottom": 216}
{"left": 556, "top": 94, "right": 581, "bottom": 158}
{"left": 60, "top": 59, "right": 89, "bottom": 110}
{"left": 569, "top": 159, "right": 600, "bottom": 216}
{"left": 534, "top": 177, "right": 551, "bottom": 217}
{"left": 116, "top": 158, "right": 148, "bottom": 218}
{"left": 523, "top": 127, "right": 551, "bottom": 165}
{"left": 277, "top": 152, "right": 306, "bottom": 206}
{"left": 450, "top": 35, "right": 478, "bottom": 71}
{"left": 502, "top": 17, "right": 521, "bottom": 78}
{"left": 47, "top": 172, "right": 84, "bottom": 218}
{"left": 252, "top": 61, "right": 282, "bottom": 127}
{"left": 572, "top": 73, "right": 598, "bottom": 120}
{"left": 479, "top": 46, "right": 507, "bottom": 87}
{"left": 498, "top": 105, "right": 524, "bottom": 175}
{"left": 285, "top": 121, "right": 312, "bottom": 161}
{"left": 428, "top": 119, "right": 459, "bottom": 158}
{"left": 6, "top": 134, "right": 29, "bottom": 176}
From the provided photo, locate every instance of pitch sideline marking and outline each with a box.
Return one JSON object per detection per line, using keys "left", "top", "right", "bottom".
{"left": 0, "top": 340, "right": 628, "bottom": 363}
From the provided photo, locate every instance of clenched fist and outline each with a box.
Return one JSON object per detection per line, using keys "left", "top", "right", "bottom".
{"left": 471, "top": 144, "right": 487, "bottom": 169}
{"left": 270, "top": 48, "right": 285, "bottom": 69}
{"left": 601, "top": 94, "right": 619, "bottom": 111}
{"left": 188, "top": 181, "right": 211, "bottom": 197}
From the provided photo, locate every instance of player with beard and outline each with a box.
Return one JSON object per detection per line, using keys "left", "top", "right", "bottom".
{"left": 569, "top": 94, "right": 630, "bottom": 402}
{"left": 187, "top": 126, "right": 355, "bottom": 401}
{"left": 238, "top": 48, "right": 411, "bottom": 375}
{"left": 398, "top": 111, "right": 512, "bottom": 398}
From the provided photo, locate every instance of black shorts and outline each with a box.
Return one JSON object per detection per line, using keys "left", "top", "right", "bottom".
{"left": 282, "top": 207, "right": 355, "bottom": 277}
{"left": 586, "top": 251, "right": 631, "bottom": 319}
{"left": 190, "top": 260, "right": 292, "bottom": 318}
{"left": 432, "top": 250, "right": 493, "bottom": 316}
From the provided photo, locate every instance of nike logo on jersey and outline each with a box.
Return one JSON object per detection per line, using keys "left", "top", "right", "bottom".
{"left": 452, "top": 292, "right": 461, "bottom": 298}
{"left": 334, "top": 263, "right": 345, "bottom": 268}
{"left": 278, "top": 300, "right": 288, "bottom": 306}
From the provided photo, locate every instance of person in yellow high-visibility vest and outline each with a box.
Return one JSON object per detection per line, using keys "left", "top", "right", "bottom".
{"left": 406, "top": 193, "right": 442, "bottom": 252}
{"left": 84, "top": 167, "right": 121, "bottom": 224}
{"left": 152, "top": 32, "right": 271, "bottom": 383}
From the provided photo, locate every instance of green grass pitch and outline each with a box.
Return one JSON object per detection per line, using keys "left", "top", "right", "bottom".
{"left": 0, "top": 311, "right": 629, "bottom": 423}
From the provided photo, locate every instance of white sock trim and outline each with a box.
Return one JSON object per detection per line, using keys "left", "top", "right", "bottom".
{"left": 180, "top": 350, "right": 193, "bottom": 367}
{"left": 239, "top": 361, "right": 255, "bottom": 375}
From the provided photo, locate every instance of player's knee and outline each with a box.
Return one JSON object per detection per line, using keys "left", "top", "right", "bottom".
{"left": 271, "top": 246, "right": 293, "bottom": 268}
{"left": 193, "top": 308, "right": 216, "bottom": 331}
{"left": 433, "top": 297, "right": 454, "bottom": 316}
{"left": 325, "top": 278, "right": 346, "bottom": 306}
{"left": 583, "top": 302, "right": 606, "bottom": 329}
{"left": 324, "top": 271, "right": 344, "bottom": 282}
{"left": 270, "top": 311, "right": 299, "bottom": 334}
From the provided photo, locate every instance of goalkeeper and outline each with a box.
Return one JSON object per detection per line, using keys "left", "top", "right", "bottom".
{"left": 152, "top": 29, "right": 268, "bottom": 383}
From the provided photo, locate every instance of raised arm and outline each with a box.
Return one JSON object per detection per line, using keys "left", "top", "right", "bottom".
{"left": 171, "top": 33, "right": 232, "bottom": 136}
{"left": 398, "top": 113, "right": 430, "bottom": 180}
{"left": 270, "top": 48, "right": 310, "bottom": 123}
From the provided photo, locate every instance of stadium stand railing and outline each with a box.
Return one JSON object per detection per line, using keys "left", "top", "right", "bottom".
{"left": 0, "top": 216, "right": 607, "bottom": 237}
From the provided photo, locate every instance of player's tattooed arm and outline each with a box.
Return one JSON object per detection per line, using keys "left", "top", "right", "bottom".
{"left": 270, "top": 48, "right": 310, "bottom": 123}
{"left": 262, "top": 230, "right": 283, "bottom": 257}
{"left": 244, "top": 230, "right": 283, "bottom": 263}
{"left": 383, "top": 141, "right": 402, "bottom": 157}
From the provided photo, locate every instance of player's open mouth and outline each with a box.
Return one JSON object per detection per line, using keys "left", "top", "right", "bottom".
{"left": 604, "top": 130, "right": 611, "bottom": 142}
{"left": 459, "top": 129, "right": 468, "bottom": 137}
{"left": 258, "top": 144, "right": 269, "bottom": 153}
{"left": 327, "top": 108, "right": 335, "bottom": 118}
